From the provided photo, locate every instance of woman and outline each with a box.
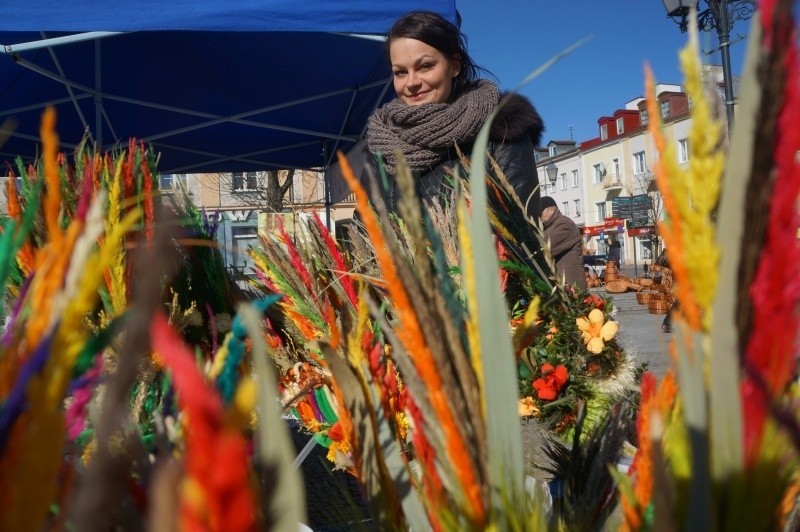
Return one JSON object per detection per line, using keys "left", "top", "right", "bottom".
{"left": 364, "top": 10, "right": 544, "bottom": 218}
{"left": 607, "top": 236, "right": 621, "bottom": 267}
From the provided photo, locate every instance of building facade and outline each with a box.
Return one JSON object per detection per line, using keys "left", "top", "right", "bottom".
{"left": 535, "top": 83, "right": 693, "bottom": 268}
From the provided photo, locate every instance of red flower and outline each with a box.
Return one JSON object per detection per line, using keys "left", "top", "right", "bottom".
{"left": 328, "top": 421, "right": 344, "bottom": 442}
{"left": 583, "top": 294, "right": 605, "bottom": 310}
{"left": 532, "top": 364, "right": 569, "bottom": 401}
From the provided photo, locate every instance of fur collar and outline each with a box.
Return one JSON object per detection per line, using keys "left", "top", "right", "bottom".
{"left": 489, "top": 92, "right": 544, "bottom": 146}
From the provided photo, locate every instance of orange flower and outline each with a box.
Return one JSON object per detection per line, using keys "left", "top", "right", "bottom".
{"left": 532, "top": 364, "right": 568, "bottom": 401}
{"left": 576, "top": 309, "right": 618, "bottom": 354}
{"left": 517, "top": 396, "right": 539, "bottom": 417}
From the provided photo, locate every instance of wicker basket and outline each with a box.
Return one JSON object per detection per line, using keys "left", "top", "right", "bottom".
{"left": 648, "top": 300, "right": 673, "bottom": 314}
{"left": 625, "top": 280, "right": 643, "bottom": 291}
{"left": 605, "top": 271, "right": 619, "bottom": 282}
{"left": 636, "top": 291, "right": 656, "bottom": 305}
{"left": 638, "top": 277, "right": 654, "bottom": 287}
{"left": 655, "top": 283, "right": 673, "bottom": 294}
{"left": 605, "top": 279, "right": 628, "bottom": 293}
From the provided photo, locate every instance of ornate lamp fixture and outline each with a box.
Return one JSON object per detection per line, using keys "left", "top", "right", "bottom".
{"left": 661, "top": 0, "right": 756, "bottom": 132}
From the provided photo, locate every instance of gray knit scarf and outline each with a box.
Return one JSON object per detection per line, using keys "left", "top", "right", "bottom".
{"left": 366, "top": 80, "right": 500, "bottom": 175}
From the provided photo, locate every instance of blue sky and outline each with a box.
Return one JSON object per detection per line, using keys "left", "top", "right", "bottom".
{"left": 457, "top": 0, "right": 759, "bottom": 144}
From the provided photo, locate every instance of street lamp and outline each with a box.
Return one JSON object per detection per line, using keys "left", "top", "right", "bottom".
{"left": 545, "top": 162, "right": 558, "bottom": 193}
{"left": 662, "top": 0, "right": 756, "bottom": 133}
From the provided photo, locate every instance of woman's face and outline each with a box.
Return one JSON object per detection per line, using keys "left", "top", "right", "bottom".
{"left": 389, "top": 38, "right": 461, "bottom": 105}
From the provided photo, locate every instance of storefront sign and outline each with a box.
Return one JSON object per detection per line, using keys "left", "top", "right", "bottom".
{"left": 206, "top": 210, "right": 255, "bottom": 222}
{"left": 629, "top": 226, "right": 655, "bottom": 237}
{"left": 583, "top": 225, "right": 602, "bottom": 236}
{"left": 583, "top": 217, "right": 625, "bottom": 236}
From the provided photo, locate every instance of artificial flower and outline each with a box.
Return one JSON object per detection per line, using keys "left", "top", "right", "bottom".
{"left": 325, "top": 421, "right": 354, "bottom": 470}
{"left": 583, "top": 294, "right": 606, "bottom": 310}
{"left": 395, "top": 411, "right": 411, "bottom": 441}
{"left": 532, "top": 364, "right": 569, "bottom": 401}
{"left": 518, "top": 396, "right": 539, "bottom": 417}
{"left": 576, "top": 308, "right": 618, "bottom": 354}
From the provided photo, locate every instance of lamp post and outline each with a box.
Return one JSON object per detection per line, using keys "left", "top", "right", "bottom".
{"left": 662, "top": 0, "right": 756, "bottom": 134}
{"left": 545, "top": 162, "right": 558, "bottom": 195}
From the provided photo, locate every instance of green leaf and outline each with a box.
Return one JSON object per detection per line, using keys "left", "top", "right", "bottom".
{"left": 463, "top": 104, "right": 526, "bottom": 511}
{"left": 239, "top": 300, "right": 308, "bottom": 529}
{"left": 709, "top": 13, "right": 765, "bottom": 481}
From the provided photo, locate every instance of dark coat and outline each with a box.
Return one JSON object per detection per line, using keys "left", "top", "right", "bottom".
{"left": 608, "top": 240, "right": 621, "bottom": 264}
{"left": 543, "top": 211, "right": 587, "bottom": 290}
{"left": 362, "top": 92, "right": 544, "bottom": 219}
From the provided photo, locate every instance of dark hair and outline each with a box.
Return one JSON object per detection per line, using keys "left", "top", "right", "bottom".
{"left": 385, "top": 10, "right": 480, "bottom": 97}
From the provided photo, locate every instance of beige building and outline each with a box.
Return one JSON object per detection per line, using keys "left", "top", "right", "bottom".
{"left": 577, "top": 84, "right": 689, "bottom": 266}
{"left": 157, "top": 169, "right": 356, "bottom": 274}
{"left": 534, "top": 82, "right": 696, "bottom": 270}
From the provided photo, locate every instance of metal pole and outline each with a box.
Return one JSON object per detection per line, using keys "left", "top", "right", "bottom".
{"left": 94, "top": 39, "right": 102, "bottom": 148}
{"left": 322, "top": 140, "right": 332, "bottom": 231}
{"left": 716, "top": 1, "right": 735, "bottom": 134}
{"left": 631, "top": 199, "right": 638, "bottom": 277}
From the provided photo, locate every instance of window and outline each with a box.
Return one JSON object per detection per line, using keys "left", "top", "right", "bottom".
{"left": 596, "top": 201, "right": 607, "bottom": 222}
{"left": 616, "top": 117, "right": 624, "bottom": 134}
{"left": 232, "top": 172, "right": 259, "bottom": 192}
{"left": 159, "top": 173, "right": 186, "bottom": 191}
{"left": 600, "top": 124, "right": 608, "bottom": 140}
{"left": 562, "top": 202, "right": 569, "bottom": 215}
{"left": 574, "top": 199, "right": 581, "bottom": 216}
{"left": 678, "top": 138, "right": 690, "bottom": 163}
{"left": 592, "top": 163, "right": 604, "bottom": 184}
{"left": 231, "top": 225, "right": 259, "bottom": 274}
{"left": 612, "top": 158, "right": 620, "bottom": 179}
{"left": 660, "top": 100, "right": 670, "bottom": 118}
{"left": 640, "top": 109, "right": 649, "bottom": 126}
{"left": 633, "top": 151, "right": 647, "bottom": 174}
{"left": 549, "top": 145, "right": 557, "bottom": 157}
{"left": 560, "top": 172, "right": 567, "bottom": 190}
{"left": 571, "top": 169, "right": 579, "bottom": 187}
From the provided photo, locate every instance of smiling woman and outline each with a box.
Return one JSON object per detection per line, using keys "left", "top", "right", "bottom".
{"left": 389, "top": 37, "right": 461, "bottom": 105}
{"left": 363, "top": 10, "right": 544, "bottom": 218}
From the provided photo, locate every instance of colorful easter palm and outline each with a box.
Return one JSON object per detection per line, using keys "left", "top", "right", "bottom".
{"left": 618, "top": 1, "right": 800, "bottom": 529}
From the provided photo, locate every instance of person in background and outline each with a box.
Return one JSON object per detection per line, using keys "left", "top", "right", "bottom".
{"left": 363, "top": 10, "right": 544, "bottom": 218}
{"left": 653, "top": 249, "right": 678, "bottom": 333}
{"left": 607, "top": 235, "right": 621, "bottom": 267}
{"left": 541, "top": 196, "right": 587, "bottom": 291}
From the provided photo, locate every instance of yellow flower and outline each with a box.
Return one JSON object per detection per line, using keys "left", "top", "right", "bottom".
{"left": 517, "top": 396, "right": 539, "bottom": 417}
{"left": 576, "top": 309, "right": 618, "bottom": 354}
{"left": 395, "top": 411, "right": 411, "bottom": 441}
{"left": 326, "top": 440, "right": 353, "bottom": 470}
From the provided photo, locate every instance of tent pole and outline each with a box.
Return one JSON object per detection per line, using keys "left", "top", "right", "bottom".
{"left": 94, "top": 39, "right": 102, "bottom": 148}
{"left": 322, "top": 140, "right": 332, "bottom": 231}
{"left": 1, "top": 32, "right": 121, "bottom": 54}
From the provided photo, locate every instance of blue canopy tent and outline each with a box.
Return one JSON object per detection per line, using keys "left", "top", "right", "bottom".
{"left": 0, "top": 1, "right": 457, "bottom": 178}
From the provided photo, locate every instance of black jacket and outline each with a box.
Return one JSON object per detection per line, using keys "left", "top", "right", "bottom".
{"left": 362, "top": 92, "right": 544, "bottom": 218}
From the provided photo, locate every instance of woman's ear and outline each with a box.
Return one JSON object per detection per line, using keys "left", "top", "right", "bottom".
{"left": 451, "top": 53, "right": 462, "bottom": 78}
